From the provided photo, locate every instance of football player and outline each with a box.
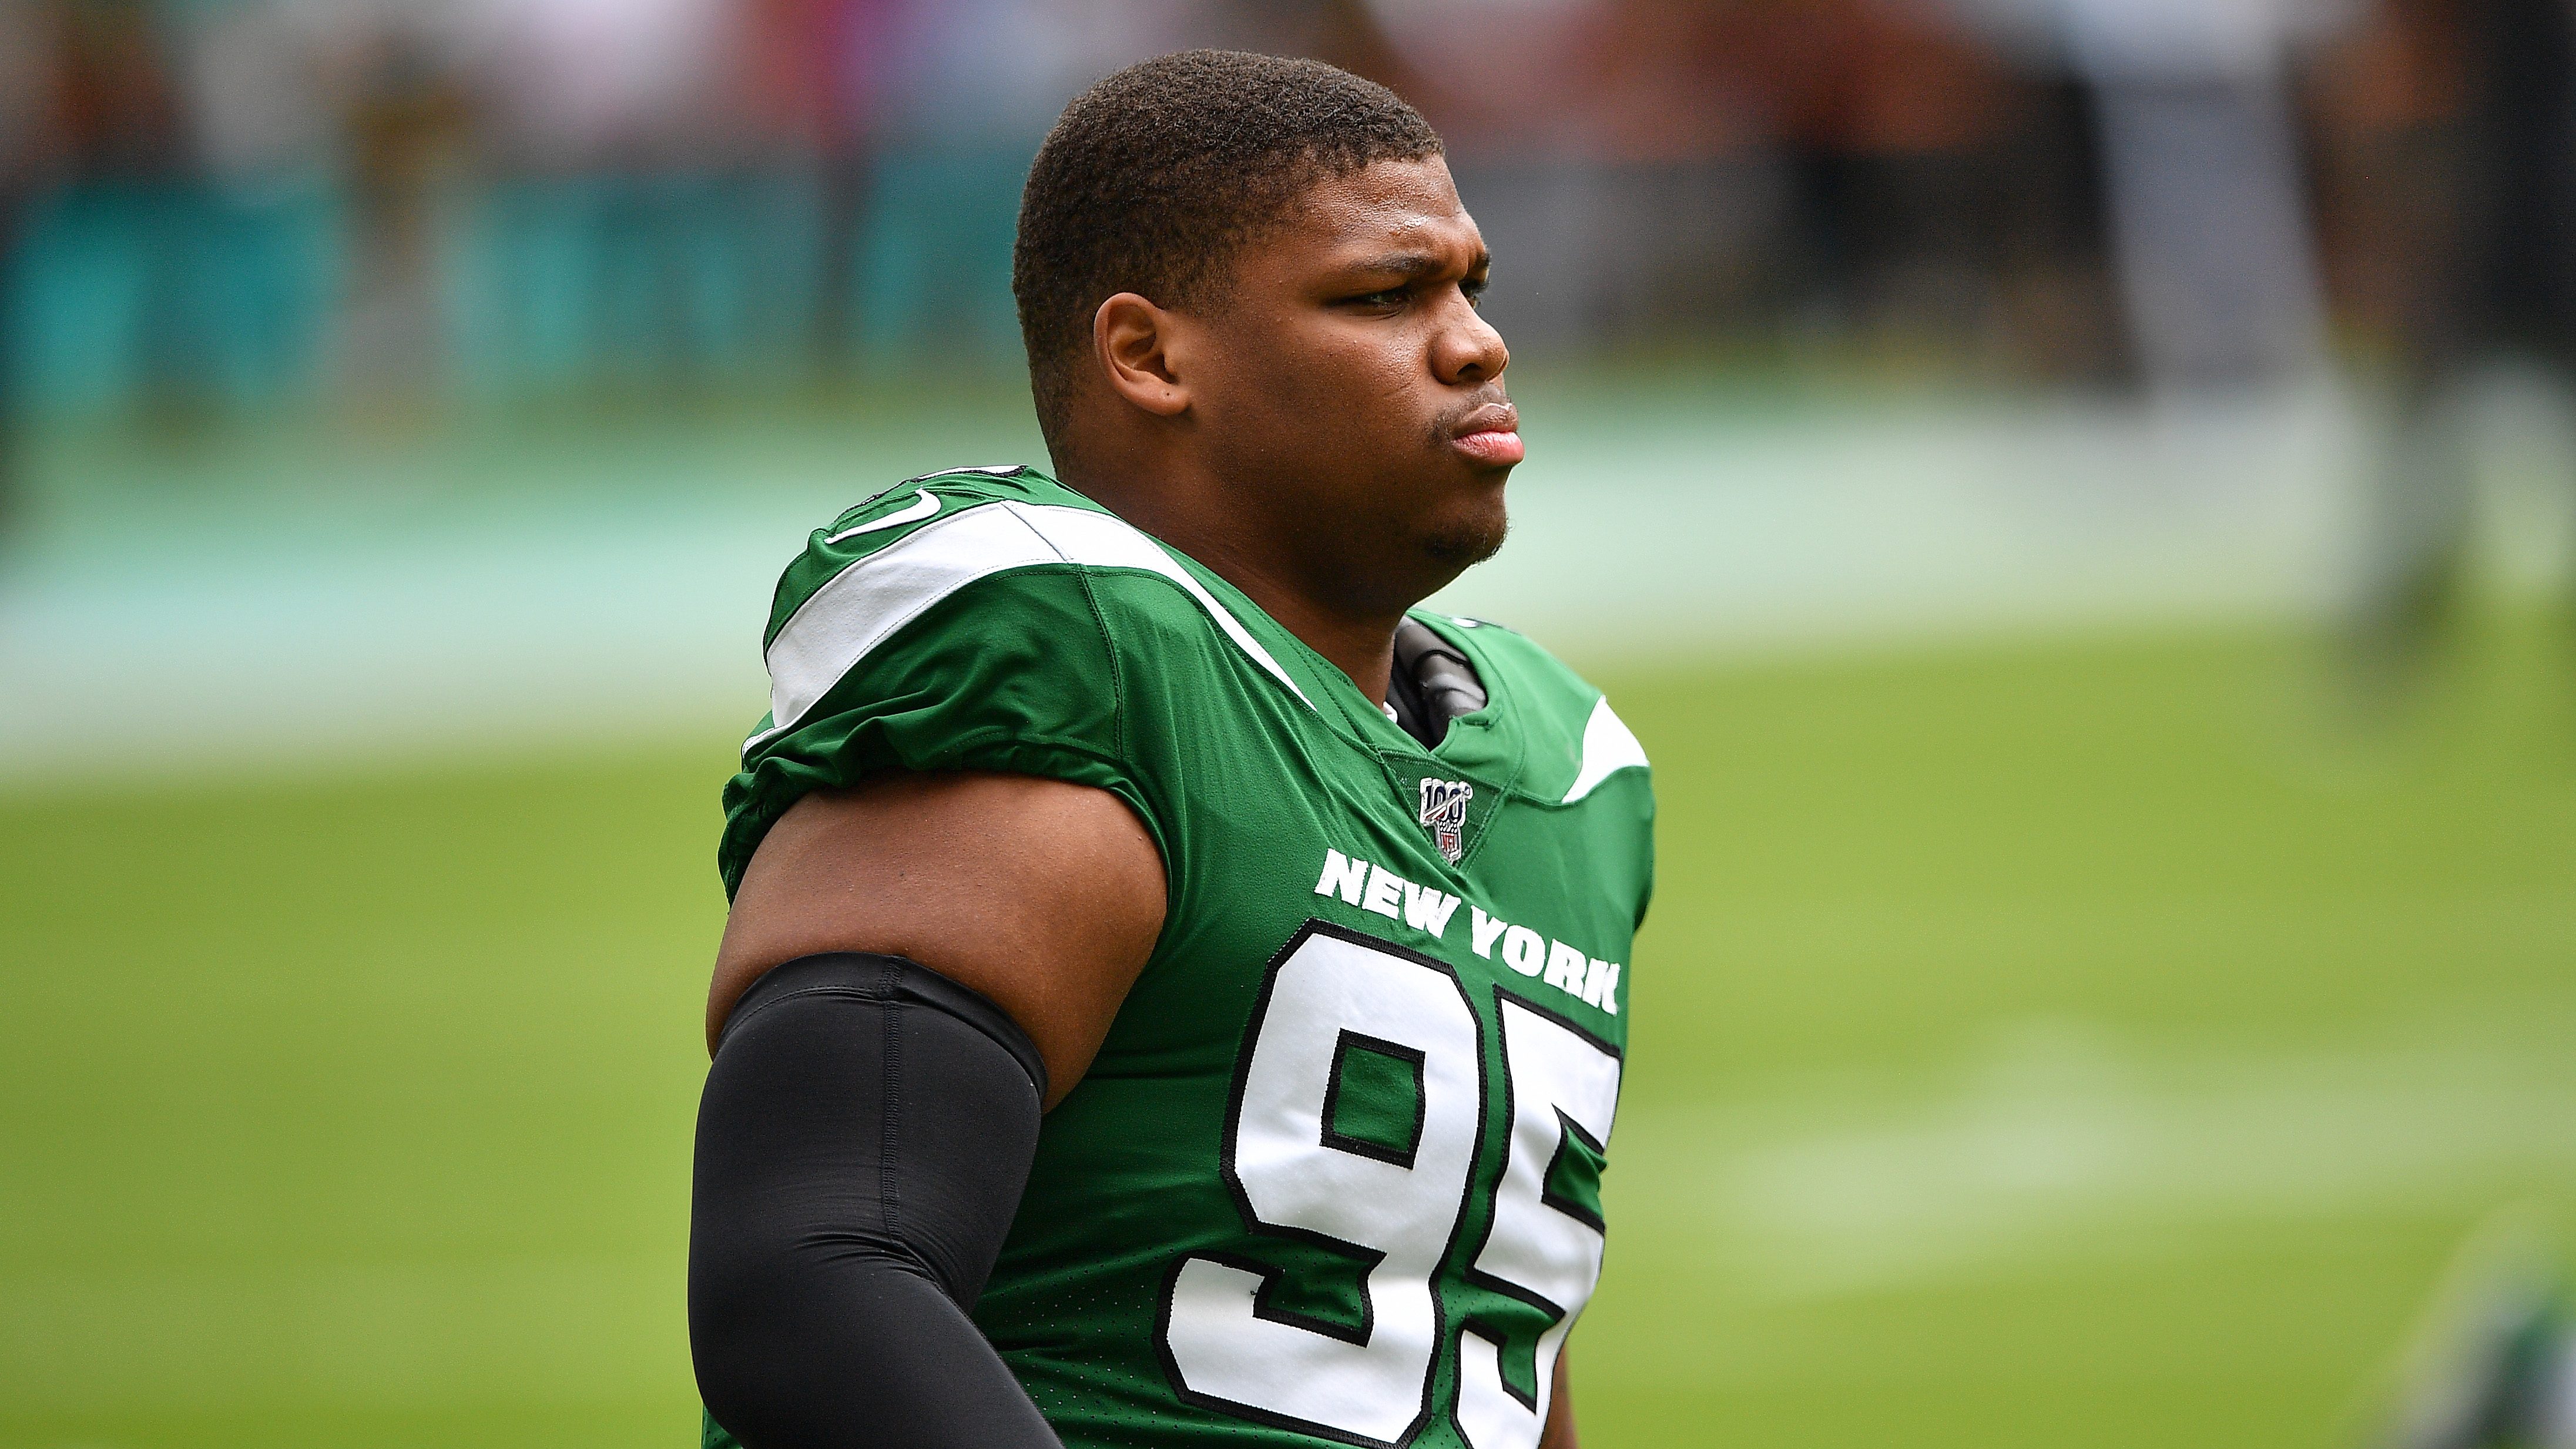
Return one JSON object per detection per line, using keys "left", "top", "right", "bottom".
{"left": 689, "top": 51, "right": 1653, "bottom": 1449}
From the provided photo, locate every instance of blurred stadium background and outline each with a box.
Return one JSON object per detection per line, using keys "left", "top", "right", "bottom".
{"left": 3, "top": 1, "right": 2574, "bottom": 1446}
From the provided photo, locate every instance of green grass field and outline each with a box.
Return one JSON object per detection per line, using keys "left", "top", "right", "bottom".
{"left": 4, "top": 612, "right": 2570, "bottom": 1448}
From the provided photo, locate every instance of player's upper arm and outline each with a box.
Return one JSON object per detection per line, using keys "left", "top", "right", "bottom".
{"left": 709, "top": 480, "right": 1185, "bottom": 1105}
{"left": 710, "top": 770, "right": 1166, "bottom": 1109}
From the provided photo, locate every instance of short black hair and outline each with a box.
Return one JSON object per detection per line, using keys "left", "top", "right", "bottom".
{"left": 1012, "top": 50, "right": 1444, "bottom": 454}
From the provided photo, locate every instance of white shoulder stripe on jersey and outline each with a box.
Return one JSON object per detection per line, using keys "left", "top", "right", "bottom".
{"left": 823, "top": 489, "right": 940, "bottom": 542}
{"left": 752, "top": 500, "right": 1312, "bottom": 754}
{"left": 1562, "top": 695, "right": 1649, "bottom": 804}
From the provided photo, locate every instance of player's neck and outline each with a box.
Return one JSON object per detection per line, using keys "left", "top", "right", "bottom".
{"left": 1070, "top": 468, "right": 1403, "bottom": 706}
{"left": 1210, "top": 550, "right": 1403, "bottom": 708}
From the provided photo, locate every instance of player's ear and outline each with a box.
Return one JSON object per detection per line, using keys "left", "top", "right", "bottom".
{"left": 1094, "top": 293, "right": 1190, "bottom": 419}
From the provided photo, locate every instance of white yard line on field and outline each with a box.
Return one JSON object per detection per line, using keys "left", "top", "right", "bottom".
{"left": 1610, "top": 1014, "right": 2576, "bottom": 1304}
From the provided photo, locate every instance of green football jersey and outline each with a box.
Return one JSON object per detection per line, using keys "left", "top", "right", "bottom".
{"left": 710, "top": 466, "right": 1654, "bottom": 1449}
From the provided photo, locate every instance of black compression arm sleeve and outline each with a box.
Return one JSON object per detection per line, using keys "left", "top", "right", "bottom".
{"left": 689, "top": 954, "right": 1062, "bottom": 1448}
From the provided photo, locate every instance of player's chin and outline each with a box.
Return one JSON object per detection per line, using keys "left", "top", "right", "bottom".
{"left": 1420, "top": 496, "right": 1509, "bottom": 570}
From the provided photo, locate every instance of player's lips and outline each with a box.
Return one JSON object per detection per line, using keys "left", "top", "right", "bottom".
{"left": 1450, "top": 404, "right": 1523, "bottom": 466}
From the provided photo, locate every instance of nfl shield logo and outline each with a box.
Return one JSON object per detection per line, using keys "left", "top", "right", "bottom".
{"left": 1418, "top": 779, "right": 1472, "bottom": 864}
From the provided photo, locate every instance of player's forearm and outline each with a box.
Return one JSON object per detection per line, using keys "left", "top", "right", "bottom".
{"left": 689, "top": 954, "right": 1064, "bottom": 1448}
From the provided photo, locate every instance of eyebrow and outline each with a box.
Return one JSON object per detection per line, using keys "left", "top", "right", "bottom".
{"left": 1349, "top": 249, "right": 1491, "bottom": 280}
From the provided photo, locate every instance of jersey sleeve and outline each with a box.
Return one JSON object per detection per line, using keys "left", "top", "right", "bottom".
{"left": 716, "top": 486, "right": 1165, "bottom": 898}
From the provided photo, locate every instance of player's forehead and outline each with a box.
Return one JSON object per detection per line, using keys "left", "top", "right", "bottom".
{"left": 1266, "top": 156, "right": 1488, "bottom": 277}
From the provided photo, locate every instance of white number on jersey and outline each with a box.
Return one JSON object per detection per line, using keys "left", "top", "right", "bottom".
{"left": 1454, "top": 995, "right": 1621, "bottom": 1447}
{"left": 1159, "top": 922, "right": 1623, "bottom": 1448}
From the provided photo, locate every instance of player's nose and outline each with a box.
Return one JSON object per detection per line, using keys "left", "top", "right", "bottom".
{"left": 1433, "top": 297, "right": 1508, "bottom": 387}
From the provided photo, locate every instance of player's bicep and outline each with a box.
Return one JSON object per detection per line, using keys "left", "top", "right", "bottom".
{"left": 709, "top": 769, "right": 1167, "bottom": 1107}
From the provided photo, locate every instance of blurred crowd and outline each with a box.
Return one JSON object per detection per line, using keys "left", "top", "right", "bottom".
{"left": 0, "top": 0, "right": 2571, "bottom": 422}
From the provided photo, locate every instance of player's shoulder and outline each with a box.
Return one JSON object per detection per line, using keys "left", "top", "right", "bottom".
{"left": 752, "top": 464, "right": 1310, "bottom": 760}
{"left": 763, "top": 464, "right": 1254, "bottom": 650}
{"left": 770, "top": 465, "right": 1099, "bottom": 632}
{"left": 1415, "top": 609, "right": 1651, "bottom": 809}
{"left": 729, "top": 467, "right": 1195, "bottom": 895}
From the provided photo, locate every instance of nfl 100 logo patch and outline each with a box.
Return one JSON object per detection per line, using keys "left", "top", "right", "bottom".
{"left": 1418, "top": 778, "right": 1472, "bottom": 864}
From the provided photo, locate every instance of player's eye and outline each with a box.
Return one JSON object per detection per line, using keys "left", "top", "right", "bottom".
{"left": 1347, "top": 287, "right": 1409, "bottom": 309}
{"left": 1461, "top": 277, "right": 1488, "bottom": 308}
